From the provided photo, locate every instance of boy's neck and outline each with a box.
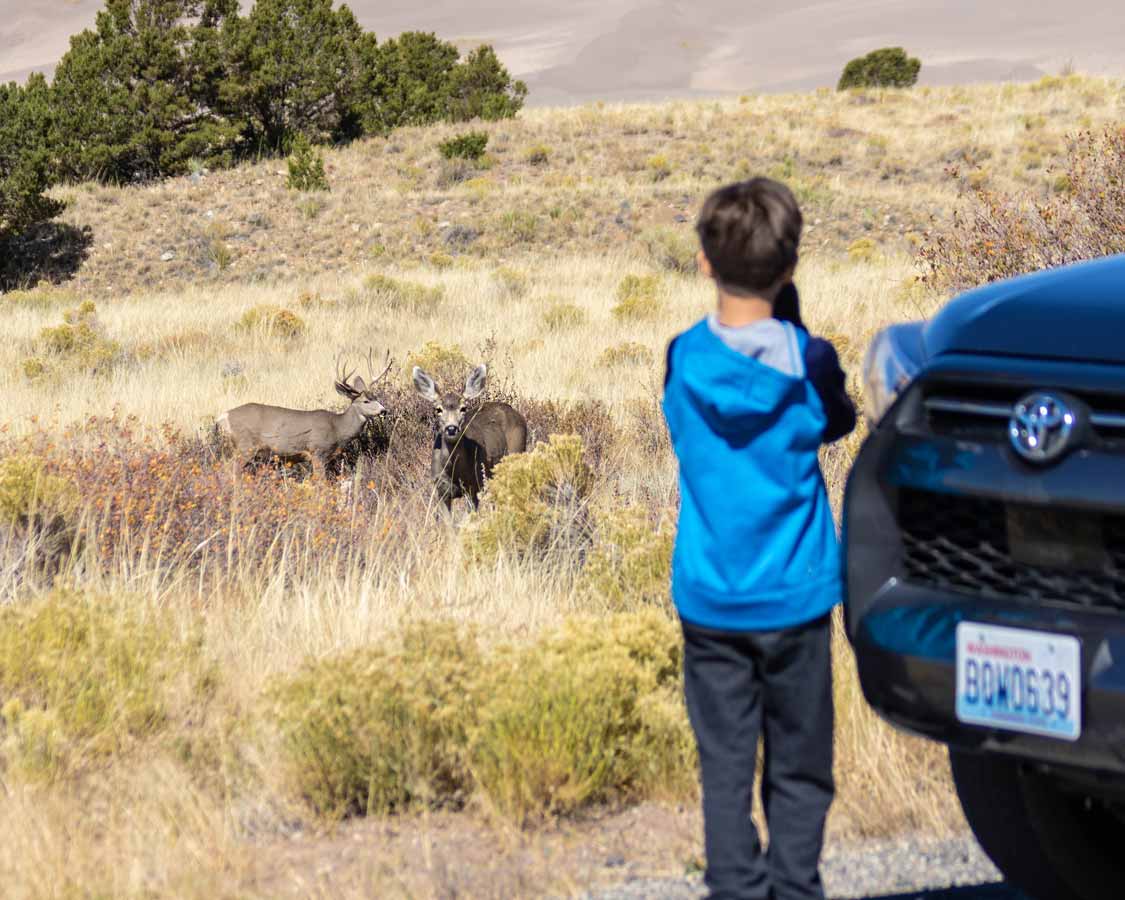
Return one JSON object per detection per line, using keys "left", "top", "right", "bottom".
{"left": 715, "top": 288, "right": 775, "bottom": 329}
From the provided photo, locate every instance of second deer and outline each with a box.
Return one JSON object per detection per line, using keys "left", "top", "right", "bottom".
{"left": 218, "top": 354, "right": 392, "bottom": 478}
{"left": 412, "top": 364, "right": 528, "bottom": 514}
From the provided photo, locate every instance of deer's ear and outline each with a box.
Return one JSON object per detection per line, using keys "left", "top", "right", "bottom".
{"left": 464, "top": 364, "right": 487, "bottom": 400}
{"left": 412, "top": 367, "right": 438, "bottom": 402}
{"left": 335, "top": 380, "right": 357, "bottom": 399}
{"left": 350, "top": 375, "right": 367, "bottom": 394}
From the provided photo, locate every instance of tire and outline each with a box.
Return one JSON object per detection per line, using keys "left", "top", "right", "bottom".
{"left": 949, "top": 749, "right": 1083, "bottom": 900}
{"left": 1021, "top": 770, "right": 1125, "bottom": 900}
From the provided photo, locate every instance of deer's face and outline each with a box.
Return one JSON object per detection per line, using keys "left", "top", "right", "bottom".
{"left": 413, "top": 364, "right": 488, "bottom": 445}
{"left": 335, "top": 374, "right": 387, "bottom": 420}
{"left": 355, "top": 394, "right": 387, "bottom": 420}
{"left": 435, "top": 392, "right": 469, "bottom": 441}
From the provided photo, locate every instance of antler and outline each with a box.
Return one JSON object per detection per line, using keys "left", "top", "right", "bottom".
{"left": 365, "top": 348, "right": 393, "bottom": 391}
{"left": 334, "top": 351, "right": 360, "bottom": 398}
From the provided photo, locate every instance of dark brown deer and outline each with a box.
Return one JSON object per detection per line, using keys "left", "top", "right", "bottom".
{"left": 219, "top": 354, "right": 392, "bottom": 477}
{"left": 412, "top": 364, "right": 528, "bottom": 514}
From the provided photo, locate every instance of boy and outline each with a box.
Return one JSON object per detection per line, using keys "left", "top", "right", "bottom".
{"left": 662, "top": 178, "right": 855, "bottom": 900}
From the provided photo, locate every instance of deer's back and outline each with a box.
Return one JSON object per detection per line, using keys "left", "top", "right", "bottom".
{"left": 223, "top": 403, "right": 334, "bottom": 455}
{"left": 465, "top": 401, "right": 528, "bottom": 463}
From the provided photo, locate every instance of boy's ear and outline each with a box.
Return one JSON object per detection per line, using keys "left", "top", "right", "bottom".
{"left": 697, "top": 250, "right": 713, "bottom": 279}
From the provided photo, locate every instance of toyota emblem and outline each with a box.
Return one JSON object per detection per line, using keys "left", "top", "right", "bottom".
{"left": 1009, "top": 392, "right": 1077, "bottom": 464}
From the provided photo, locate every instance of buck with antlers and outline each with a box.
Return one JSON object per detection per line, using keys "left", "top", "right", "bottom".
{"left": 413, "top": 363, "right": 528, "bottom": 514}
{"left": 218, "top": 353, "right": 393, "bottom": 477}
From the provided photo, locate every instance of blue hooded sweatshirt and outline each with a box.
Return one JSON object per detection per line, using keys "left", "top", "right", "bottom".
{"left": 662, "top": 314, "right": 854, "bottom": 632}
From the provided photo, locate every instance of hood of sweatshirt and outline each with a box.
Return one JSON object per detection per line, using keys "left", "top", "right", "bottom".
{"left": 678, "top": 319, "right": 809, "bottom": 442}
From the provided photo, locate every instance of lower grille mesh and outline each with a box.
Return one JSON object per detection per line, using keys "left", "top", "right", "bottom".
{"left": 899, "top": 489, "right": 1125, "bottom": 612}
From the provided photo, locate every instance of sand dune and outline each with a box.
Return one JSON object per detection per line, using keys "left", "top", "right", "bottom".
{"left": 1, "top": 0, "right": 1122, "bottom": 101}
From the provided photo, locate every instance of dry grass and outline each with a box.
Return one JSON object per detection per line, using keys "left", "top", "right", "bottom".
{"left": 0, "top": 245, "right": 955, "bottom": 896}
{"left": 1, "top": 76, "right": 1102, "bottom": 897}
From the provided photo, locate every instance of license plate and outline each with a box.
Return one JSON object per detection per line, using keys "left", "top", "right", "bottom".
{"left": 956, "top": 622, "right": 1081, "bottom": 741}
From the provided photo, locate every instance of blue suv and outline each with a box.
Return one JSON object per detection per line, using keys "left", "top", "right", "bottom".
{"left": 845, "top": 253, "right": 1125, "bottom": 900}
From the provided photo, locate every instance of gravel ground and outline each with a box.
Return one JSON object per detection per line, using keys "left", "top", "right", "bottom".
{"left": 585, "top": 834, "right": 1016, "bottom": 900}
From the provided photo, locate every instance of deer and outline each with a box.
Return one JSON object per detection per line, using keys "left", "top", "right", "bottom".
{"left": 218, "top": 353, "right": 393, "bottom": 478}
{"left": 412, "top": 363, "right": 528, "bottom": 515}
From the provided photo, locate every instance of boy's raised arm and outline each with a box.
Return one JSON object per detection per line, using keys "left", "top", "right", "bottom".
{"left": 805, "top": 337, "right": 856, "bottom": 444}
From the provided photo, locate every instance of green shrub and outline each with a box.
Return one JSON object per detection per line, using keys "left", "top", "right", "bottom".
{"left": 363, "top": 34, "right": 525, "bottom": 135}
{"left": 847, "top": 236, "right": 879, "bottom": 263}
{"left": 363, "top": 274, "right": 445, "bottom": 311}
{"left": 30, "top": 301, "right": 121, "bottom": 376}
{"left": 524, "top": 144, "right": 551, "bottom": 166}
{"left": 269, "top": 622, "right": 480, "bottom": 816}
{"left": 0, "top": 455, "right": 77, "bottom": 534}
{"left": 406, "top": 341, "right": 471, "bottom": 387}
{"left": 237, "top": 304, "right": 307, "bottom": 339}
{"left": 226, "top": 0, "right": 373, "bottom": 152}
{"left": 21, "top": 358, "right": 49, "bottom": 380}
{"left": 598, "top": 342, "right": 654, "bottom": 368}
{"left": 580, "top": 508, "right": 673, "bottom": 610}
{"left": 837, "top": 48, "right": 921, "bottom": 90}
{"left": 446, "top": 45, "right": 528, "bottom": 123}
{"left": 463, "top": 434, "right": 594, "bottom": 563}
{"left": 440, "top": 131, "right": 489, "bottom": 161}
{"left": 48, "top": 1, "right": 241, "bottom": 183}
{"left": 641, "top": 227, "right": 698, "bottom": 274}
{"left": 0, "top": 283, "right": 76, "bottom": 310}
{"left": 0, "top": 76, "right": 62, "bottom": 244}
{"left": 0, "top": 590, "right": 208, "bottom": 782}
{"left": 494, "top": 266, "right": 529, "bottom": 298}
{"left": 435, "top": 157, "right": 475, "bottom": 188}
{"left": 645, "top": 154, "right": 673, "bottom": 182}
{"left": 287, "top": 135, "right": 330, "bottom": 192}
{"left": 295, "top": 289, "right": 336, "bottom": 310}
{"left": 501, "top": 210, "right": 539, "bottom": 242}
{"left": 613, "top": 274, "right": 664, "bottom": 321}
{"left": 267, "top": 612, "right": 693, "bottom": 824}
{"left": 296, "top": 195, "right": 327, "bottom": 219}
{"left": 29, "top": 2, "right": 523, "bottom": 187}
{"left": 541, "top": 300, "right": 588, "bottom": 331}
{"left": 469, "top": 612, "right": 694, "bottom": 825}
{"left": 1030, "top": 74, "right": 1079, "bottom": 93}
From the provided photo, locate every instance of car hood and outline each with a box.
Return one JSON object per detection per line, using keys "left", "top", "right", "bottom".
{"left": 924, "top": 254, "right": 1125, "bottom": 365}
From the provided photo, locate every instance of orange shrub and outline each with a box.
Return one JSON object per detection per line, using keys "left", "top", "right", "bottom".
{"left": 3, "top": 418, "right": 379, "bottom": 575}
{"left": 921, "top": 127, "right": 1125, "bottom": 289}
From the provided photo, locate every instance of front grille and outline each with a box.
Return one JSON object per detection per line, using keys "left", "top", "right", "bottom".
{"left": 899, "top": 489, "right": 1125, "bottom": 612}
{"left": 923, "top": 387, "right": 1125, "bottom": 448}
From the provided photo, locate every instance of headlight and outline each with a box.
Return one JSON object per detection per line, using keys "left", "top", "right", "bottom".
{"left": 863, "top": 322, "right": 927, "bottom": 426}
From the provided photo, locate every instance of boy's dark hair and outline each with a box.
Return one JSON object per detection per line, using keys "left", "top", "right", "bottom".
{"left": 696, "top": 178, "right": 803, "bottom": 295}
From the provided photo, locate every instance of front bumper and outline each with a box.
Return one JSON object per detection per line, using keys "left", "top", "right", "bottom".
{"left": 845, "top": 354, "right": 1125, "bottom": 780}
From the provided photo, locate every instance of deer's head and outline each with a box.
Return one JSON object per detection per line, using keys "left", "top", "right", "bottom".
{"left": 412, "top": 364, "right": 487, "bottom": 443}
{"left": 336, "top": 352, "right": 392, "bottom": 419}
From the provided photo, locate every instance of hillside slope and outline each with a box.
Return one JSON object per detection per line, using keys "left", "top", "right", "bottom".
{"left": 13, "top": 75, "right": 1123, "bottom": 297}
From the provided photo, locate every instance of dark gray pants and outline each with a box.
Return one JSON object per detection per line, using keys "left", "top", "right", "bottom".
{"left": 682, "top": 614, "right": 835, "bottom": 900}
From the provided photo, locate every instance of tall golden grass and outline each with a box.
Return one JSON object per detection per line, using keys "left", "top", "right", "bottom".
{"left": 0, "top": 247, "right": 960, "bottom": 897}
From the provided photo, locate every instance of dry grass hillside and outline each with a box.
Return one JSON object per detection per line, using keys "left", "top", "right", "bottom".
{"left": 0, "top": 75, "right": 1121, "bottom": 898}
{"left": 17, "top": 75, "right": 1122, "bottom": 296}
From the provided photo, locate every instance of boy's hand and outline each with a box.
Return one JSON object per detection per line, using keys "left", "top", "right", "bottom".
{"left": 773, "top": 283, "right": 804, "bottom": 329}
